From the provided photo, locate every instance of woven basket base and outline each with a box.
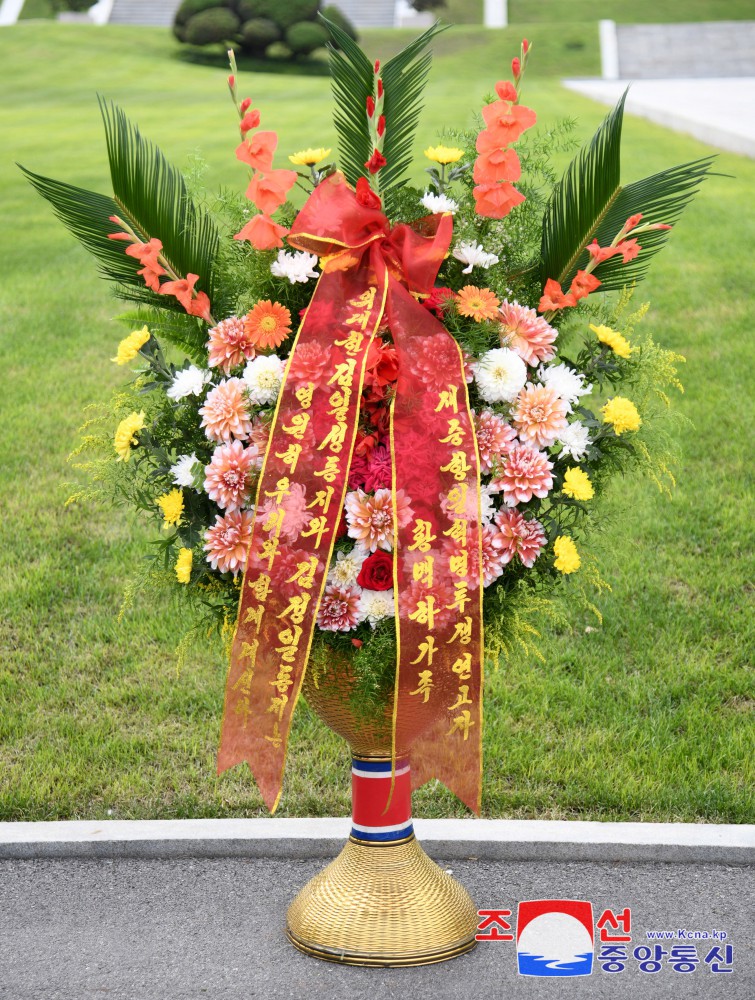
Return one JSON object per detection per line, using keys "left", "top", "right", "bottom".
{"left": 286, "top": 835, "right": 478, "bottom": 967}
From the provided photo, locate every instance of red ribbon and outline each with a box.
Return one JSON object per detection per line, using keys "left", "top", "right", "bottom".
{"left": 218, "top": 173, "right": 483, "bottom": 814}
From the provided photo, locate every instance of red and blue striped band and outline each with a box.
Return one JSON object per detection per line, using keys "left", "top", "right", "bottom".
{"left": 350, "top": 756, "right": 413, "bottom": 843}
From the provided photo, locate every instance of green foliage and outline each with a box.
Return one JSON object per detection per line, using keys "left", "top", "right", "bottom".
{"left": 174, "top": 0, "right": 218, "bottom": 26}
{"left": 240, "top": 17, "right": 282, "bottom": 52}
{"left": 320, "top": 5, "right": 358, "bottom": 44}
{"left": 242, "top": 0, "right": 319, "bottom": 29}
{"left": 285, "top": 20, "right": 329, "bottom": 55}
{"left": 184, "top": 7, "right": 240, "bottom": 45}
{"left": 540, "top": 92, "right": 715, "bottom": 292}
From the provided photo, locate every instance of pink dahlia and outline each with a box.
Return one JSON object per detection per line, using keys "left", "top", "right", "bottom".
{"left": 492, "top": 444, "right": 553, "bottom": 506}
{"left": 286, "top": 339, "right": 333, "bottom": 387}
{"left": 475, "top": 409, "right": 518, "bottom": 474}
{"left": 442, "top": 522, "right": 506, "bottom": 588}
{"left": 199, "top": 378, "right": 253, "bottom": 443}
{"left": 344, "top": 487, "right": 413, "bottom": 552}
{"left": 512, "top": 383, "right": 568, "bottom": 449}
{"left": 317, "top": 583, "right": 364, "bottom": 631}
{"left": 206, "top": 316, "right": 256, "bottom": 373}
{"left": 204, "top": 439, "right": 258, "bottom": 511}
{"left": 204, "top": 509, "right": 253, "bottom": 575}
{"left": 493, "top": 508, "right": 547, "bottom": 567}
{"left": 498, "top": 300, "right": 558, "bottom": 366}
{"left": 257, "top": 481, "right": 312, "bottom": 543}
{"left": 413, "top": 334, "right": 467, "bottom": 393}
{"left": 247, "top": 417, "right": 270, "bottom": 462}
{"left": 398, "top": 576, "right": 456, "bottom": 630}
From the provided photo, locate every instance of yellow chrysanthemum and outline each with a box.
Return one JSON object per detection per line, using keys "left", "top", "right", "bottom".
{"left": 590, "top": 323, "right": 631, "bottom": 359}
{"left": 562, "top": 466, "right": 594, "bottom": 501}
{"left": 553, "top": 535, "right": 581, "bottom": 574}
{"left": 423, "top": 144, "right": 464, "bottom": 165}
{"left": 288, "top": 147, "right": 331, "bottom": 166}
{"left": 113, "top": 411, "right": 145, "bottom": 462}
{"left": 112, "top": 326, "right": 150, "bottom": 365}
{"left": 156, "top": 488, "right": 184, "bottom": 529}
{"left": 175, "top": 547, "right": 193, "bottom": 584}
{"left": 601, "top": 396, "right": 642, "bottom": 436}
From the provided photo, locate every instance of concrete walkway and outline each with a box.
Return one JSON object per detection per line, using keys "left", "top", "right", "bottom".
{"left": 563, "top": 78, "right": 755, "bottom": 158}
{"left": 1, "top": 854, "right": 752, "bottom": 999}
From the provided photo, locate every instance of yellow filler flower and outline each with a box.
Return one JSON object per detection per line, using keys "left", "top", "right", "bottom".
{"left": 562, "top": 467, "right": 594, "bottom": 501}
{"left": 174, "top": 547, "right": 193, "bottom": 584}
{"left": 288, "top": 147, "right": 331, "bottom": 166}
{"left": 156, "top": 488, "right": 184, "bottom": 529}
{"left": 423, "top": 144, "right": 464, "bottom": 165}
{"left": 113, "top": 411, "right": 145, "bottom": 462}
{"left": 601, "top": 396, "right": 642, "bottom": 436}
{"left": 590, "top": 323, "right": 632, "bottom": 359}
{"left": 554, "top": 535, "right": 581, "bottom": 574}
{"left": 112, "top": 326, "right": 150, "bottom": 365}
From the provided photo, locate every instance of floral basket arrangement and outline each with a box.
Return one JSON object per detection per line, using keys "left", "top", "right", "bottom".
{"left": 23, "top": 21, "right": 711, "bottom": 965}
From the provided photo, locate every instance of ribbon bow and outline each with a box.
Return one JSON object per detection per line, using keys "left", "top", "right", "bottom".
{"left": 218, "top": 173, "right": 483, "bottom": 814}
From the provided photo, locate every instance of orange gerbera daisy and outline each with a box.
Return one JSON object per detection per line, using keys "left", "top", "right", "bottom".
{"left": 243, "top": 300, "right": 292, "bottom": 350}
{"left": 456, "top": 285, "right": 501, "bottom": 323}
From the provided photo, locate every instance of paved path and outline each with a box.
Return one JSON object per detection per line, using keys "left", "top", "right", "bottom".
{"left": 563, "top": 78, "right": 755, "bottom": 158}
{"left": 1, "top": 856, "right": 752, "bottom": 999}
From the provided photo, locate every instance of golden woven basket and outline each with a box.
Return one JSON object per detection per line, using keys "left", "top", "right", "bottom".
{"left": 285, "top": 658, "right": 479, "bottom": 966}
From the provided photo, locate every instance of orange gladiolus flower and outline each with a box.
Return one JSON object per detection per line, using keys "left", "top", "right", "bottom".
{"left": 473, "top": 145, "right": 521, "bottom": 185}
{"left": 495, "top": 80, "right": 518, "bottom": 102}
{"left": 244, "top": 300, "right": 292, "bottom": 350}
{"left": 234, "top": 214, "right": 289, "bottom": 250}
{"left": 245, "top": 168, "right": 298, "bottom": 216}
{"left": 473, "top": 181, "right": 525, "bottom": 219}
{"left": 481, "top": 100, "right": 536, "bottom": 146}
{"left": 456, "top": 285, "right": 501, "bottom": 323}
{"left": 569, "top": 270, "right": 601, "bottom": 300}
{"left": 240, "top": 109, "right": 261, "bottom": 135}
{"left": 586, "top": 239, "right": 621, "bottom": 264}
{"left": 236, "top": 131, "right": 278, "bottom": 172}
{"left": 187, "top": 291, "right": 212, "bottom": 322}
{"left": 538, "top": 278, "right": 577, "bottom": 313}
{"left": 157, "top": 273, "right": 211, "bottom": 321}
{"left": 616, "top": 238, "right": 641, "bottom": 262}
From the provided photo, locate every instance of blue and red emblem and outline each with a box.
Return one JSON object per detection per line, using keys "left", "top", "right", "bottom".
{"left": 350, "top": 757, "right": 414, "bottom": 843}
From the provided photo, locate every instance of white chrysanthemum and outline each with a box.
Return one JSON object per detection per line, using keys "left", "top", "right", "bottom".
{"left": 270, "top": 249, "right": 318, "bottom": 284}
{"left": 328, "top": 548, "right": 367, "bottom": 588}
{"left": 474, "top": 348, "right": 527, "bottom": 404}
{"left": 452, "top": 241, "right": 499, "bottom": 274}
{"left": 170, "top": 453, "right": 200, "bottom": 488}
{"left": 243, "top": 354, "right": 285, "bottom": 405}
{"left": 359, "top": 588, "right": 396, "bottom": 627}
{"left": 166, "top": 365, "right": 212, "bottom": 401}
{"left": 421, "top": 191, "right": 459, "bottom": 215}
{"left": 557, "top": 420, "right": 592, "bottom": 460}
{"left": 538, "top": 362, "right": 593, "bottom": 413}
{"left": 480, "top": 483, "right": 497, "bottom": 523}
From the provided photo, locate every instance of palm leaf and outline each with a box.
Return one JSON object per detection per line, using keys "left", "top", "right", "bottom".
{"left": 114, "top": 306, "right": 209, "bottom": 365}
{"left": 321, "top": 17, "right": 447, "bottom": 216}
{"left": 380, "top": 21, "right": 448, "bottom": 214}
{"left": 20, "top": 99, "right": 219, "bottom": 305}
{"left": 540, "top": 91, "right": 714, "bottom": 292}
{"left": 321, "top": 15, "right": 374, "bottom": 189}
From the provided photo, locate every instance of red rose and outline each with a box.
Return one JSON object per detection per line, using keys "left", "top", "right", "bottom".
{"left": 357, "top": 551, "right": 393, "bottom": 591}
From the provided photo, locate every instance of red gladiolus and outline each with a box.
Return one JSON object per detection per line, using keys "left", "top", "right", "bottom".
{"left": 158, "top": 273, "right": 200, "bottom": 312}
{"left": 240, "top": 110, "right": 261, "bottom": 135}
{"left": 569, "top": 270, "right": 601, "bottom": 300}
{"left": 586, "top": 239, "right": 621, "bottom": 264}
{"left": 616, "top": 238, "right": 641, "bottom": 262}
{"left": 107, "top": 231, "right": 132, "bottom": 242}
{"left": 422, "top": 285, "right": 455, "bottom": 317}
{"left": 374, "top": 60, "right": 380, "bottom": 73}
{"left": 235, "top": 131, "right": 277, "bottom": 172}
{"left": 377, "top": 114, "right": 386, "bottom": 137}
{"left": 377, "top": 78, "right": 383, "bottom": 98}
{"left": 125, "top": 238, "right": 163, "bottom": 270}
{"left": 366, "top": 95, "right": 375, "bottom": 117}
{"left": 245, "top": 168, "right": 297, "bottom": 215}
{"left": 624, "top": 213, "right": 643, "bottom": 231}
{"left": 522, "top": 38, "right": 530, "bottom": 53}
{"left": 473, "top": 181, "right": 525, "bottom": 219}
{"left": 239, "top": 97, "right": 251, "bottom": 112}
{"left": 538, "top": 278, "right": 577, "bottom": 312}
{"left": 186, "top": 291, "right": 212, "bottom": 322}
{"left": 365, "top": 149, "right": 387, "bottom": 174}
{"left": 647, "top": 223, "right": 673, "bottom": 231}
{"left": 365, "top": 340, "right": 399, "bottom": 387}
{"left": 233, "top": 213, "right": 289, "bottom": 250}
{"left": 494, "top": 80, "right": 518, "bottom": 103}
{"left": 355, "top": 176, "right": 381, "bottom": 209}
{"left": 473, "top": 146, "right": 521, "bottom": 185}
{"left": 512, "top": 57, "right": 521, "bottom": 79}
{"left": 227, "top": 74, "right": 235, "bottom": 88}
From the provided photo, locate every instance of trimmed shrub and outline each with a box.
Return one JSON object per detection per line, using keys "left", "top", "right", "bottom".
{"left": 321, "top": 5, "right": 358, "bottom": 42}
{"left": 184, "top": 7, "right": 240, "bottom": 45}
{"left": 251, "top": 0, "right": 319, "bottom": 29}
{"left": 174, "top": 0, "right": 221, "bottom": 26}
{"left": 285, "top": 20, "right": 329, "bottom": 55}
{"left": 240, "top": 16, "right": 281, "bottom": 52}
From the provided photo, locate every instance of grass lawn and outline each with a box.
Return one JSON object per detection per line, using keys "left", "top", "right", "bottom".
{"left": 0, "top": 23, "right": 752, "bottom": 823}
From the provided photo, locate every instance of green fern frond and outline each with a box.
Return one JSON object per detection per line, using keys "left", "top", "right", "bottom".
{"left": 540, "top": 91, "right": 714, "bottom": 292}
{"left": 113, "top": 306, "right": 209, "bottom": 365}
{"left": 322, "top": 15, "right": 374, "bottom": 189}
